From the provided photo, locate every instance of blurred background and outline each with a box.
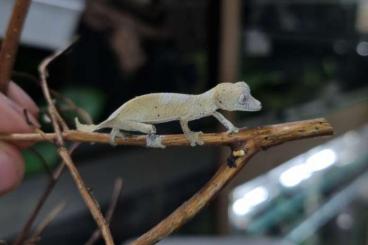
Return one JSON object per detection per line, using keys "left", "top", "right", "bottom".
{"left": 0, "top": 0, "right": 368, "bottom": 244}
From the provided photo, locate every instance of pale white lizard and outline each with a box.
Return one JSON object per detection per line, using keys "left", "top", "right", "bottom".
{"left": 75, "top": 81, "right": 262, "bottom": 148}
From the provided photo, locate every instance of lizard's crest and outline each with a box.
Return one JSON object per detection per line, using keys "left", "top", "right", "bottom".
{"left": 213, "top": 81, "right": 262, "bottom": 112}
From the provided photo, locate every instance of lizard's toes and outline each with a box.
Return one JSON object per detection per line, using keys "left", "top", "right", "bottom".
{"left": 116, "top": 131, "right": 127, "bottom": 138}
{"left": 109, "top": 138, "right": 118, "bottom": 146}
{"left": 196, "top": 133, "right": 204, "bottom": 145}
{"left": 188, "top": 131, "right": 204, "bottom": 146}
{"left": 146, "top": 134, "right": 166, "bottom": 148}
{"left": 227, "top": 127, "right": 239, "bottom": 134}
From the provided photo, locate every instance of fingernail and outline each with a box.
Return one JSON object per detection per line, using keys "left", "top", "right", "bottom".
{"left": 23, "top": 109, "right": 41, "bottom": 128}
{"left": 7, "top": 81, "right": 39, "bottom": 116}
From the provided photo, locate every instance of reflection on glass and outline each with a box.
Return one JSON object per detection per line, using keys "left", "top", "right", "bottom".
{"left": 279, "top": 149, "right": 337, "bottom": 188}
{"left": 232, "top": 186, "right": 269, "bottom": 216}
{"left": 229, "top": 124, "right": 368, "bottom": 240}
{"left": 306, "top": 149, "right": 337, "bottom": 172}
{"left": 279, "top": 164, "right": 312, "bottom": 188}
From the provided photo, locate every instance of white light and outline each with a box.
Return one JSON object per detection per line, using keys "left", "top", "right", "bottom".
{"left": 279, "top": 164, "right": 311, "bottom": 188}
{"left": 357, "top": 41, "right": 368, "bottom": 56}
{"left": 279, "top": 149, "right": 337, "bottom": 188}
{"left": 232, "top": 186, "right": 268, "bottom": 216}
{"left": 306, "top": 149, "right": 337, "bottom": 172}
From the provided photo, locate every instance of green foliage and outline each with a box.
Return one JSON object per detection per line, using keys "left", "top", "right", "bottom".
{"left": 23, "top": 143, "right": 57, "bottom": 176}
{"left": 61, "top": 86, "right": 106, "bottom": 121}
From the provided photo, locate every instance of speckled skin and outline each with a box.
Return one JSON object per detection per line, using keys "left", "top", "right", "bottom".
{"left": 75, "top": 81, "right": 262, "bottom": 147}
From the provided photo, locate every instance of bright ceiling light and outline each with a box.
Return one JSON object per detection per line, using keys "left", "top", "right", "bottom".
{"left": 357, "top": 41, "right": 368, "bottom": 56}
{"left": 306, "top": 149, "right": 337, "bottom": 172}
{"left": 279, "top": 164, "right": 311, "bottom": 188}
{"left": 232, "top": 186, "right": 268, "bottom": 216}
{"left": 279, "top": 149, "right": 337, "bottom": 188}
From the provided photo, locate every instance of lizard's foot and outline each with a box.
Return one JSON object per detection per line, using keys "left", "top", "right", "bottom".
{"left": 186, "top": 131, "right": 204, "bottom": 146}
{"left": 109, "top": 135, "right": 118, "bottom": 146}
{"left": 109, "top": 129, "right": 126, "bottom": 146}
{"left": 226, "top": 126, "right": 239, "bottom": 134}
{"left": 146, "top": 134, "right": 166, "bottom": 148}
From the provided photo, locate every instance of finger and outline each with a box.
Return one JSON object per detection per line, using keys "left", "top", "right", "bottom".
{"left": 0, "top": 93, "right": 40, "bottom": 131}
{"left": 0, "top": 93, "right": 39, "bottom": 148}
{"left": 7, "top": 81, "right": 39, "bottom": 117}
{"left": 0, "top": 141, "right": 25, "bottom": 195}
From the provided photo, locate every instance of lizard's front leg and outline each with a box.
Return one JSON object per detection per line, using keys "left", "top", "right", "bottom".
{"left": 180, "top": 119, "right": 203, "bottom": 146}
{"left": 212, "top": 111, "right": 239, "bottom": 134}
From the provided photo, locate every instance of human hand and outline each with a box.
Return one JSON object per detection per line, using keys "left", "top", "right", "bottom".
{"left": 0, "top": 81, "right": 39, "bottom": 196}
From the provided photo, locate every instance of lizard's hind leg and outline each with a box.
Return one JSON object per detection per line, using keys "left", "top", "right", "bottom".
{"left": 120, "top": 121, "right": 165, "bottom": 148}
{"left": 110, "top": 128, "right": 127, "bottom": 146}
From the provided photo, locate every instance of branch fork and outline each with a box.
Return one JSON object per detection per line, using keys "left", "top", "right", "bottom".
{"left": 129, "top": 118, "right": 333, "bottom": 245}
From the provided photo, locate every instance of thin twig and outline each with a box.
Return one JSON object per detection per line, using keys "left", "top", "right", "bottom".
{"left": 104, "top": 178, "right": 123, "bottom": 224}
{"left": 85, "top": 178, "right": 123, "bottom": 245}
{"left": 38, "top": 40, "right": 77, "bottom": 134}
{"left": 0, "top": 0, "right": 32, "bottom": 92}
{"left": 14, "top": 92, "right": 71, "bottom": 245}
{"left": 13, "top": 143, "right": 79, "bottom": 245}
{"left": 130, "top": 118, "right": 334, "bottom": 245}
{"left": 26, "top": 202, "right": 66, "bottom": 243}
{"left": 39, "top": 56, "right": 65, "bottom": 146}
{"left": 38, "top": 48, "right": 114, "bottom": 244}
{"left": 28, "top": 147, "right": 53, "bottom": 176}
{"left": 0, "top": 118, "right": 333, "bottom": 147}
{"left": 53, "top": 110, "right": 69, "bottom": 131}
{"left": 57, "top": 147, "right": 115, "bottom": 244}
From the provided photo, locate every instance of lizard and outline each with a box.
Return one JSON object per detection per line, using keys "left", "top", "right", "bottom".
{"left": 75, "top": 81, "right": 262, "bottom": 148}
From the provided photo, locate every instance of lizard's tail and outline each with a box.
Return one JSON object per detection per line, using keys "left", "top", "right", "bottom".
{"left": 75, "top": 117, "right": 100, "bottom": 132}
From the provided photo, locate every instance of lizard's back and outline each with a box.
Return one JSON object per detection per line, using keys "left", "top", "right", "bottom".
{"left": 107, "top": 93, "right": 196, "bottom": 123}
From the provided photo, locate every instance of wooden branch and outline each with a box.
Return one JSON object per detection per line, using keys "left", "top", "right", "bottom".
{"left": 129, "top": 118, "right": 334, "bottom": 245}
{"left": 0, "top": 0, "right": 31, "bottom": 92}
{"left": 38, "top": 50, "right": 114, "bottom": 245}
{"left": 0, "top": 118, "right": 332, "bottom": 147}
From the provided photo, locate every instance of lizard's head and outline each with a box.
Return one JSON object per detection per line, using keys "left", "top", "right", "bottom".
{"left": 214, "top": 81, "right": 262, "bottom": 112}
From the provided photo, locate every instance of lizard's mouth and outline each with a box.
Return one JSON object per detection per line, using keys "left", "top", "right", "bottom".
{"left": 244, "top": 103, "right": 262, "bottom": 111}
{"left": 239, "top": 98, "right": 262, "bottom": 111}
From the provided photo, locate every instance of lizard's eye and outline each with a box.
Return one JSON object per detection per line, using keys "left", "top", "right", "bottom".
{"left": 238, "top": 94, "right": 246, "bottom": 105}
